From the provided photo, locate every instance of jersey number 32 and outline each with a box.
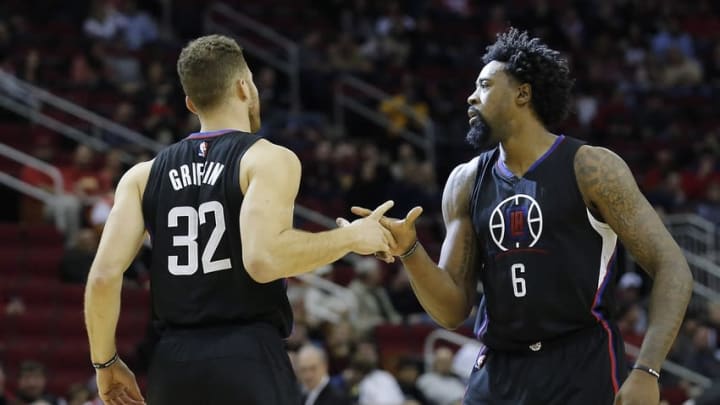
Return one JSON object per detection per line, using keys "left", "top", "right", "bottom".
{"left": 167, "top": 201, "right": 231, "bottom": 275}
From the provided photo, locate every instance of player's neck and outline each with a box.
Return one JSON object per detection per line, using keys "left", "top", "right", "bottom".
{"left": 498, "top": 119, "right": 557, "bottom": 176}
{"left": 198, "top": 105, "right": 252, "bottom": 134}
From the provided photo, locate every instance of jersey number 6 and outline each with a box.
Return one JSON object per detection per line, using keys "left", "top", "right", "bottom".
{"left": 167, "top": 201, "right": 232, "bottom": 275}
{"left": 511, "top": 263, "right": 527, "bottom": 297}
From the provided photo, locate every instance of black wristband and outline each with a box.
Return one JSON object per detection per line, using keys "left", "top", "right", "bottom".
{"left": 632, "top": 364, "right": 660, "bottom": 379}
{"left": 92, "top": 352, "right": 119, "bottom": 369}
{"left": 399, "top": 240, "right": 419, "bottom": 259}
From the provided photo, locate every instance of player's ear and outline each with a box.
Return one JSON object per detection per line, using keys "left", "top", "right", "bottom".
{"left": 517, "top": 83, "right": 531, "bottom": 106}
{"left": 185, "top": 96, "right": 198, "bottom": 114}
{"left": 235, "top": 78, "right": 249, "bottom": 102}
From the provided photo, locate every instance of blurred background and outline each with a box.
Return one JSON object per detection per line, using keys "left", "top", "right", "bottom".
{"left": 0, "top": 0, "right": 719, "bottom": 404}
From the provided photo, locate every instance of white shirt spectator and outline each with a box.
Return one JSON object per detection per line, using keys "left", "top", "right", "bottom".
{"left": 358, "top": 370, "right": 405, "bottom": 405}
{"left": 417, "top": 372, "right": 466, "bottom": 405}
{"left": 83, "top": 2, "right": 128, "bottom": 41}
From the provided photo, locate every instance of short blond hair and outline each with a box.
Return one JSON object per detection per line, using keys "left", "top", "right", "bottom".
{"left": 177, "top": 34, "right": 249, "bottom": 110}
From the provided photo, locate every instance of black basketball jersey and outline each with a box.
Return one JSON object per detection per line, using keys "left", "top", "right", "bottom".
{"left": 470, "top": 135, "right": 619, "bottom": 351}
{"left": 142, "top": 129, "right": 293, "bottom": 337}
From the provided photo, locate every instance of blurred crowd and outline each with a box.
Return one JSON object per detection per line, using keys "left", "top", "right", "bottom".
{"left": 2, "top": 0, "right": 720, "bottom": 404}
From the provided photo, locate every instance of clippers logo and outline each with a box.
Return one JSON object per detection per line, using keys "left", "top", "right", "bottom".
{"left": 198, "top": 141, "right": 209, "bottom": 158}
{"left": 489, "top": 194, "right": 543, "bottom": 251}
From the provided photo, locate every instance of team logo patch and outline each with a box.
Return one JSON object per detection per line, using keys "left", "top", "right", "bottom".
{"left": 198, "top": 141, "right": 209, "bottom": 157}
{"left": 489, "top": 194, "right": 543, "bottom": 251}
{"left": 529, "top": 342, "right": 542, "bottom": 352}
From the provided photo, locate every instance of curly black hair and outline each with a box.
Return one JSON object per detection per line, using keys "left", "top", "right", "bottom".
{"left": 482, "top": 27, "right": 574, "bottom": 127}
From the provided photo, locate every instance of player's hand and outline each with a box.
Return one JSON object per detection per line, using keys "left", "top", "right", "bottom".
{"left": 348, "top": 205, "right": 423, "bottom": 260}
{"left": 614, "top": 369, "right": 659, "bottom": 405}
{"left": 96, "top": 357, "right": 145, "bottom": 405}
{"left": 336, "top": 200, "right": 397, "bottom": 257}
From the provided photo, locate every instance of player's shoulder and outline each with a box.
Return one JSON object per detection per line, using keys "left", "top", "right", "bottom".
{"left": 446, "top": 152, "right": 491, "bottom": 191}
{"left": 117, "top": 159, "right": 154, "bottom": 194}
{"left": 244, "top": 139, "right": 300, "bottom": 168}
{"left": 442, "top": 156, "right": 485, "bottom": 213}
{"left": 574, "top": 144, "right": 629, "bottom": 178}
{"left": 122, "top": 160, "right": 154, "bottom": 182}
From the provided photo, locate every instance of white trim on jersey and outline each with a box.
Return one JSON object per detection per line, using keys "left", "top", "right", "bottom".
{"left": 586, "top": 209, "right": 618, "bottom": 289}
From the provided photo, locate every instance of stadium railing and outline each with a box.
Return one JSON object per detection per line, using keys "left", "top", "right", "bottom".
{"left": 204, "top": 2, "right": 301, "bottom": 115}
{"left": 334, "top": 74, "right": 436, "bottom": 166}
{"left": 0, "top": 143, "right": 64, "bottom": 227}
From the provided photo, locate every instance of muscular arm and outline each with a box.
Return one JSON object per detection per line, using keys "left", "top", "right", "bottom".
{"left": 403, "top": 161, "right": 480, "bottom": 329}
{"left": 85, "top": 161, "right": 151, "bottom": 363}
{"left": 240, "top": 141, "right": 363, "bottom": 283}
{"left": 575, "top": 146, "right": 693, "bottom": 371}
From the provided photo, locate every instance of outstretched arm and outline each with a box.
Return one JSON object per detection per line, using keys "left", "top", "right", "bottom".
{"left": 349, "top": 160, "right": 481, "bottom": 329}
{"left": 240, "top": 141, "right": 394, "bottom": 283}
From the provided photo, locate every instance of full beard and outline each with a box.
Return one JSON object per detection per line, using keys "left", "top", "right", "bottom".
{"left": 466, "top": 113, "right": 498, "bottom": 151}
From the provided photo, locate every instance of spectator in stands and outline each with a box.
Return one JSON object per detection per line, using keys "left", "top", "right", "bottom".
{"left": 348, "top": 257, "right": 402, "bottom": 337}
{"left": 14, "top": 361, "right": 57, "bottom": 405}
{"left": 103, "top": 39, "right": 143, "bottom": 95}
{"left": 18, "top": 49, "right": 40, "bottom": 84}
{"left": 83, "top": 0, "right": 127, "bottom": 42}
{"left": 683, "top": 324, "right": 720, "bottom": 379}
{"left": 101, "top": 102, "right": 137, "bottom": 146}
{"left": 617, "top": 302, "right": 646, "bottom": 349}
{"left": 395, "top": 356, "right": 429, "bottom": 405}
{"left": 348, "top": 340, "right": 405, "bottom": 405}
{"left": 697, "top": 178, "right": 720, "bottom": 226}
{"left": 120, "top": 0, "right": 158, "bottom": 50}
{"left": 659, "top": 46, "right": 703, "bottom": 88}
{"left": 417, "top": 347, "right": 465, "bottom": 405}
{"left": 379, "top": 75, "right": 429, "bottom": 136}
{"left": 652, "top": 19, "right": 695, "bottom": 60}
{"left": 68, "top": 52, "right": 100, "bottom": 89}
{"left": 60, "top": 228, "right": 99, "bottom": 283}
{"left": 297, "top": 344, "right": 351, "bottom": 405}
{"left": 326, "top": 321, "right": 356, "bottom": 376}
{"left": 64, "top": 383, "right": 91, "bottom": 405}
{"left": 328, "top": 33, "right": 372, "bottom": 74}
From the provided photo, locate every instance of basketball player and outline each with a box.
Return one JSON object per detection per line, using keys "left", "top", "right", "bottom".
{"left": 84, "top": 35, "right": 396, "bottom": 405}
{"left": 343, "top": 28, "right": 693, "bottom": 404}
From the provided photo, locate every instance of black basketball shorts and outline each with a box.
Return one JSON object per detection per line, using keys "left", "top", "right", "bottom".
{"left": 147, "top": 322, "right": 301, "bottom": 405}
{"left": 463, "top": 323, "right": 628, "bottom": 405}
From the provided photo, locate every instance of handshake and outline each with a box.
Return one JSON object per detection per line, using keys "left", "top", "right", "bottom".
{"left": 335, "top": 200, "right": 424, "bottom": 263}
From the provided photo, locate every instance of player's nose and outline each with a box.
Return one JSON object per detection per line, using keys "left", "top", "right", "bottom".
{"left": 467, "top": 91, "right": 479, "bottom": 106}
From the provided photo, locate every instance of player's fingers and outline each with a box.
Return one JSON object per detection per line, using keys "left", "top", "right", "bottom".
{"left": 374, "top": 251, "right": 394, "bottom": 263}
{"left": 405, "top": 206, "right": 424, "bottom": 225}
{"left": 126, "top": 380, "right": 145, "bottom": 403}
{"left": 369, "top": 200, "right": 394, "bottom": 219}
{"left": 381, "top": 227, "right": 397, "bottom": 250}
{"left": 117, "top": 389, "right": 144, "bottom": 405}
{"left": 336, "top": 217, "right": 351, "bottom": 227}
{"left": 350, "top": 206, "right": 372, "bottom": 217}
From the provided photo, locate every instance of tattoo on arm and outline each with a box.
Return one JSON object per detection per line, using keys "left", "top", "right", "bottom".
{"left": 575, "top": 146, "right": 693, "bottom": 370}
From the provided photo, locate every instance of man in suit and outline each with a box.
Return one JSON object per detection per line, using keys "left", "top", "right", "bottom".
{"left": 297, "top": 344, "right": 351, "bottom": 405}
